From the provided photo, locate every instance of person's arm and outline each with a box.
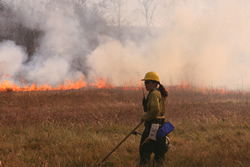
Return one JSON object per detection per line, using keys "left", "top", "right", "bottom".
{"left": 141, "top": 91, "right": 160, "bottom": 122}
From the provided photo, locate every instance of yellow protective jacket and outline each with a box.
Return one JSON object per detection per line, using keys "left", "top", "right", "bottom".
{"left": 141, "top": 88, "right": 165, "bottom": 122}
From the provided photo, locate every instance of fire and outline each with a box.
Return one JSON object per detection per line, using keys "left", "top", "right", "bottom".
{"left": 0, "top": 74, "right": 230, "bottom": 93}
{"left": 89, "top": 78, "right": 114, "bottom": 89}
{"left": 0, "top": 74, "right": 114, "bottom": 92}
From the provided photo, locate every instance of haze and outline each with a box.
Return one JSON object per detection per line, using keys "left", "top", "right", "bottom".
{"left": 0, "top": 0, "right": 249, "bottom": 90}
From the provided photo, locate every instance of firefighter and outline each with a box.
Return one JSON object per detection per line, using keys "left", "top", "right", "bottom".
{"left": 139, "top": 71, "right": 168, "bottom": 166}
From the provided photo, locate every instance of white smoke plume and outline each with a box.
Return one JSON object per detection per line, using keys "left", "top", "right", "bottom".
{"left": 0, "top": 40, "right": 27, "bottom": 78}
{"left": 88, "top": 0, "right": 250, "bottom": 90}
{"left": 0, "top": 0, "right": 250, "bottom": 90}
{"left": 1, "top": 0, "right": 101, "bottom": 86}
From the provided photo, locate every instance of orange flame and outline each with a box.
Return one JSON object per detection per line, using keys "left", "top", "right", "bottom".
{"left": 0, "top": 74, "right": 230, "bottom": 93}
{"left": 89, "top": 78, "right": 114, "bottom": 89}
{"left": 0, "top": 74, "right": 115, "bottom": 92}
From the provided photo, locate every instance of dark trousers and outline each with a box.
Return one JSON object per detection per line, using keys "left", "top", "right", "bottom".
{"left": 139, "top": 120, "right": 166, "bottom": 166}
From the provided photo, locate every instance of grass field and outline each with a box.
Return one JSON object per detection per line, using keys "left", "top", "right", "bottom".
{"left": 0, "top": 88, "right": 249, "bottom": 166}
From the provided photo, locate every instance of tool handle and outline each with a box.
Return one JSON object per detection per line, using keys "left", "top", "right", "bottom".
{"left": 98, "top": 121, "right": 143, "bottom": 166}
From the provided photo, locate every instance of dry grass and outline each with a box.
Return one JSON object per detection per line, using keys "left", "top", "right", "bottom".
{"left": 0, "top": 88, "right": 249, "bottom": 166}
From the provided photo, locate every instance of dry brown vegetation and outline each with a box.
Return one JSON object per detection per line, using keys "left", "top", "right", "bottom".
{"left": 0, "top": 88, "right": 249, "bottom": 166}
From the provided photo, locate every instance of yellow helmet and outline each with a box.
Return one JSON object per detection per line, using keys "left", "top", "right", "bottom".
{"left": 142, "top": 71, "right": 160, "bottom": 83}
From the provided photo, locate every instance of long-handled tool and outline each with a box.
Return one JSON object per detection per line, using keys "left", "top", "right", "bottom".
{"left": 98, "top": 121, "right": 143, "bottom": 166}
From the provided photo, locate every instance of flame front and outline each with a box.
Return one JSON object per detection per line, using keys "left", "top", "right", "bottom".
{"left": 0, "top": 75, "right": 115, "bottom": 92}
{"left": 0, "top": 74, "right": 230, "bottom": 93}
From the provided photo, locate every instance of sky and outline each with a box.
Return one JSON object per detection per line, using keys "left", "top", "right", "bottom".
{"left": 0, "top": 0, "right": 250, "bottom": 90}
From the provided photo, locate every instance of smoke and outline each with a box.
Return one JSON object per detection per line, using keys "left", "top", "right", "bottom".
{"left": 161, "top": 0, "right": 250, "bottom": 89}
{"left": 88, "top": 0, "right": 250, "bottom": 90}
{"left": 0, "top": 40, "right": 27, "bottom": 78}
{"left": 25, "top": 9, "right": 86, "bottom": 85}
{"left": 1, "top": 0, "right": 102, "bottom": 86}
{"left": 87, "top": 37, "right": 147, "bottom": 85}
{"left": 0, "top": 0, "right": 250, "bottom": 90}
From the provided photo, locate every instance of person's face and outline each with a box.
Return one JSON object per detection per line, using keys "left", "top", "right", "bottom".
{"left": 144, "top": 80, "right": 157, "bottom": 91}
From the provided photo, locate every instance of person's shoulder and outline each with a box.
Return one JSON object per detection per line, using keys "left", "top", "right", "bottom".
{"left": 150, "top": 88, "right": 161, "bottom": 97}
